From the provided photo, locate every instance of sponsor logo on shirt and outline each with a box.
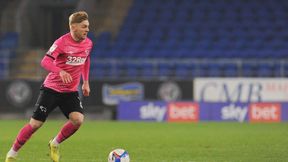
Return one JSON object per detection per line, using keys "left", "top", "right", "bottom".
{"left": 66, "top": 56, "right": 86, "bottom": 65}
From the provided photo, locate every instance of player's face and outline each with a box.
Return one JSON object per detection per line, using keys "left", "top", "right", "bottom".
{"left": 71, "top": 20, "right": 89, "bottom": 41}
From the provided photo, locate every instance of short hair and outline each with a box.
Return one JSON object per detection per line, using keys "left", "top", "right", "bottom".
{"left": 69, "top": 11, "right": 88, "bottom": 25}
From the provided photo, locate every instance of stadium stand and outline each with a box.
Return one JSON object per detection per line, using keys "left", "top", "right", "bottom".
{"left": 90, "top": 0, "right": 288, "bottom": 79}
{"left": 0, "top": 32, "right": 18, "bottom": 78}
{"left": 0, "top": 0, "right": 286, "bottom": 80}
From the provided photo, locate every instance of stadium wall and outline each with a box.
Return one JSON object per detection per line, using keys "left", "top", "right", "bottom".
{"left": 0, "top": 79, "right": 192, "bottom": 113}
{"left": 1, "top": 78, "right": 288, "bottom": 122}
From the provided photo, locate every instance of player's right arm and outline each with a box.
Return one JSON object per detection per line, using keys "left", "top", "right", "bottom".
{"left": 41, "top": 41, "right": 72, "bottom": 83}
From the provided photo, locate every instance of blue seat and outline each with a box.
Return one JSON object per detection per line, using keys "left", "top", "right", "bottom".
{"left": 207, "top": 63, "right": 223, "bottom": 77}
{"left": 191, "top": 64, "right": 207, "bottom": 77}
{"left": 273, "top": 64, "right": 282, "bottom": 77}
{"left": 125, "top": 63, "right": 139, "bottom": 78}
{"left": 223, "top": 63, "right": 239, "bottom": 77}
{"left": 140, "top": 63, "right": 155, "bottom": 79}
{"left": 107, "top": 63, "right": 124, "bottom": 78}
{"left": 98, "top": 0, "right": 288, "bottom": 79}
{"left": 0, "top": 32, "right": 18, "bottom": 49}
{"left": 91, "top": 62, "right": 109, "bottom": 79}
{"left": 158, "top": 63, "right": 174, "bottom": 78}
{"left": 242, "top": 63, "right": 256, "bottom": 77}
{"left": 256, "top": 63, "right": 274, "bottom": 77}
{"left": 175, "top": 64, "right": 191, "bottom": 79}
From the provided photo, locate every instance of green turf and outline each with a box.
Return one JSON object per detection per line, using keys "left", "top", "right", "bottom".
{"left": 0, "top": 120, "right": 287, "bottom": 162}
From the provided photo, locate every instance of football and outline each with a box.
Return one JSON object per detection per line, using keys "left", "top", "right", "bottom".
{"left": 108, "top": 148, "right": 130, "bottom": 162}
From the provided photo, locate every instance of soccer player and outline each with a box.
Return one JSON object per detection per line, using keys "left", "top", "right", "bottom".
{"left": 5, "top": 11, "right": 93, "bottom": 162}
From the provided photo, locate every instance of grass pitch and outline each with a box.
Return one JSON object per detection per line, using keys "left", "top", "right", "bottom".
{"left": 0, "top": 120, "right": 287, "bottom": 162}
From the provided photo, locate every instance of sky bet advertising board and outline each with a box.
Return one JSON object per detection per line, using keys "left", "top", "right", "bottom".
{"left": 117, "top": 101, "right": 288, "bottom": 123}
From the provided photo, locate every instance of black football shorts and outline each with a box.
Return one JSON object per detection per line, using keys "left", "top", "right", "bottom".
{"left": 32, "top": 86, "right": 83, "bottom": 122}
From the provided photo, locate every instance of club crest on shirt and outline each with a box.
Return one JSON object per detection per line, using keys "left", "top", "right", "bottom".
{"left": 85, "top": 49, "right": 90, "bottom": 55}
{"left": 47, "top": 44, "right": 57, "bottom": 55}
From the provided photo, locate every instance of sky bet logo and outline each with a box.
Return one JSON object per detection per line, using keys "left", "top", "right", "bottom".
{"left": 139, "top": 102, "right": 166, "bottom": 122}
{"left": 249, "top": 103, "right": 281, "bottom": 122}
{"left": 167, "top": 102, "right": 199, "bottom": 122}
{"left": 221, "top": 103, "right": 248, "bottom": 122}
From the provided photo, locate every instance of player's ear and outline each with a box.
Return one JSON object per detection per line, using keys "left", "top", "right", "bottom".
{"left": 70, "top": 24, "right": 76, "bottom": 32}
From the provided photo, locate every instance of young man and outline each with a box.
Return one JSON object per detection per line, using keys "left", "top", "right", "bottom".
{"left": 5, "top": 11, "right": 93, "bottom": 162}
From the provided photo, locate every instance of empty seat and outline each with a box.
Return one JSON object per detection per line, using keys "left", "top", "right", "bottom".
{"left": 90, "top": 0, "right": 287, "bottom": 79}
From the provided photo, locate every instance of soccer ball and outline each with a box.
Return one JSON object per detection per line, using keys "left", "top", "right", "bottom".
{"left": 108, "top": 148, "right": 130, "bottom": 162}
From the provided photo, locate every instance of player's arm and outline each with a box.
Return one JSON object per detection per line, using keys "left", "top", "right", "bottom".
{"left": 41, "top": 55, "right": 62, "bottom": 73}
{"left": 41, "top": 56, "right": 73, "bottom": 84}
{"left": 81, "top": 56, "right": 90, "bottom": 96}
{"left": 42, "top": 42, "right": 72, "bottom": 83}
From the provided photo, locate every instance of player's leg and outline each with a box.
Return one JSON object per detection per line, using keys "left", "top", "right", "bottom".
{"left": 6, "top": 86, "right": 58, "bottom": 161}
{"left": 49, "top": 92, "right": 84, "bottom": 162}
{"left": 5, "top": 118, "right": 43, "bottom": 162}
{"left": 52, "top": 112, "right": 84, "bottom": 145}
{"left": 52, "top": 92, "right": 84, "bottom": 145}
{"left": 49, "top": 112, "right": 83, "bottom": 162}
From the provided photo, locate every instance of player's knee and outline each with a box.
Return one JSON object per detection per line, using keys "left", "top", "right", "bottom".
{"left": 69, "top": 112, "right": 84, "bottom": 126}
{"left": 70, "top": 118, "right": 84, "bottom": 126}
{"left": 29, "top": 118, "right": 44, "bottom": 130}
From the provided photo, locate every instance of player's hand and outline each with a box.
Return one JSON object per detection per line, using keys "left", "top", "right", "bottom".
{"left": 59, "top": 70, "right": 73, "bottom": 83}
{"left": 82, "top": 81, "right": 90, "bottom": 96}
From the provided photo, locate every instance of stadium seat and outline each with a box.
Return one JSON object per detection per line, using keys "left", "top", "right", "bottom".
{"left": 223, "top": 63, "right": 239, "bottom": 77}
{"left": 91, "top": 0, "right": 288, "bottom": 78}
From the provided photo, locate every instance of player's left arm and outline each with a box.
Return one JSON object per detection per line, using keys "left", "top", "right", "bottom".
{"left": 82, "top": 55, "right": 90, "bottom": 96}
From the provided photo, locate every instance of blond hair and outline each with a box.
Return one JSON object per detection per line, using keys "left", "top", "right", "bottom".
{"left": 69, "top": 11, "right": 88, "bottom": 25}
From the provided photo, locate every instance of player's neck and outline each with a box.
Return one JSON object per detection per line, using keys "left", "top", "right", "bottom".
{"left": 70, "top": 33, "right": 82, "bottom": 42}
